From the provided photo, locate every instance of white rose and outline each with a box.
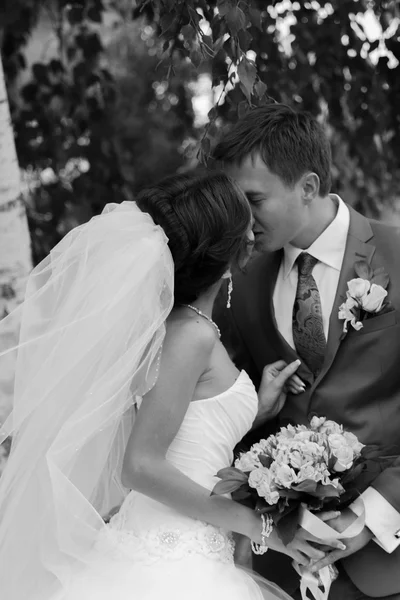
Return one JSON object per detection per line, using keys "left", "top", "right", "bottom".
{"left": 251, "top": 440, "right": 274, "bottom": 455}
{"left": 332, "top": 445, "right": 354, "bottom": 472}
{"left": 257, "top": 483, "right": 280, "bottom": 505}
{"left": 300, "top": 441, "right": 325, "bottom": 461}
{"left": 294, "top": 430, "right": 313, "bottom": 441}
{"left": 310, "top": 416, "right": 326, "bottom": 430}
{"left": 277, "top": 426, "right": 296, "bottom": 440}
{"left": 289, "top": 450, "right": 310, "bottom": 469}
{"left": 328, "top": 433, "right": 347, "bottom": 450}
{"left": 319, "top": 420, "right": 343, "bottom": 435}
{"left": 235, "top": 452, "right": 261, "bottom": 472}
{"left": 362, "top": 284, "right": 387, "bottom": 313}
{"left": 343, "top": 431, "right": 364, "bottom": 456}
{"left": 256, "top": 470, "right": 280, "bottom": 505}
{"left": 273, "top": 449, "right": 291, "bottom": 465}
{"left": 297, "top": 464, "right": 318, "bottom": 482}
{"left": 338, "top": 298, "right": 363, "bottom": 332}
{"left": 347, "top": 278, "right": 371, "bottom": 301}
{"left": 248, "top": 467, "right": 272, "bottom": 490}
{"left": 274, "top": 464, "right": 298, "bottom": 488}
{"left": 314, "top": 465, "right": 333, "bottom": 485}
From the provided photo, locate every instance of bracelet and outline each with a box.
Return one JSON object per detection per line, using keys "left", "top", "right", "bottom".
{"left": 251, "top": 513, "right": 273, "bottom": 555}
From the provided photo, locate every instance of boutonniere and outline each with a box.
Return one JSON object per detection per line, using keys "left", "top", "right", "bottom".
{"left": 338, "top": 260, "right": 389, "bottom": 337}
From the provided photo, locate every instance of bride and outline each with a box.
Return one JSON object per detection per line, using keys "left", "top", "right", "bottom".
{"left": 0, "top": 171, "right": 330, "bottom": 600}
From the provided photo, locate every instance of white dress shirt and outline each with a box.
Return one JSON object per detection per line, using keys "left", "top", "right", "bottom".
{"left": 273, "top": 194, "right": 349, "bottom": 346}
{"left": 272, "top": 194, "right": 400, "bottom": 553}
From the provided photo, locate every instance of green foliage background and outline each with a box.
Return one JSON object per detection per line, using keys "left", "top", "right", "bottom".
{"left": 1, "top": 0, "right": 400, "bottom": 265}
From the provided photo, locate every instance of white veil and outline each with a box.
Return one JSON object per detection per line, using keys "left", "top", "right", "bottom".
{"left": 0, "top": 201, "right": 174, "bottom": 599}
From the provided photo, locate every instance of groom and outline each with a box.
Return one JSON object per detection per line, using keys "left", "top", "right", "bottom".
{"left": 213, "top": 104, "right": 400, "bottom": 600}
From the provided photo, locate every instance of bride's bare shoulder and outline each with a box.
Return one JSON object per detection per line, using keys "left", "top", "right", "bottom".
{"left": 164, "top": 312, "right": 218, "bottom": 357}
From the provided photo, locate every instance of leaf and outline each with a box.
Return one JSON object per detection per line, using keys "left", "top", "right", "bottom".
{"left": 237, "top": 29, "right": 253, "bottom": 52}
{"left": 215, "top": 466, "right": 248, "bottom": 482}
{"left": 207, "top": 107, "right": 218, "bottom": 122}
{"left": 371, "top": 267, "right": 389, "bottom": 289}
{"left": 217, "top": 0, "right": 234, "bottom": 17}
{"left": 202, "top": 35, "right": 213, "bottom": 52}
{"left": 254, "top": 80, "right": 267, "bottom": 99}
{"left": 354, "top": 260, "right": 373, "bottom": 280}
{"left": 291, "top": 479, "right": 317, "bottom": 494}
{"left": 211, "top": 478, "right": 244, "bottom": 495}
{"left": 190, "top": 50, "right": 202, "bottom": 68}
{"left": 237, "top": 58, "right": 257, "bottom": 103}
{"left": 259, "top": 454, "right": 273, "bottom": 468}
{"left": 249, "top": 7, "right": 263, "bottom": 31}
{"left": 223, "top": 37, "right": 239, "bottom": 62}
{"left": 277, "top": 488, "right": 303, "bottom": 500}
{"left": 275, "top": 505, "right": 300, "bottom": 545}
{"left": 160, "top": 13, "right": 175, "bottom": 37}
{"left": 181, "top": 24, "right": 195, "bottom": 41}
{"left": 313, "top": 483, "right": 342, "bottom": 498}
{"left": 232, "top": 488, "right": 252, "bottom": 501}
{"left": 255, "top": 498, "right": 271, "bottom": 513}
{"left": 226, "top": 7, "right": 247, "bottom": 36}
{"left": 340, "top": 462, "right": 366, "bottom": 485}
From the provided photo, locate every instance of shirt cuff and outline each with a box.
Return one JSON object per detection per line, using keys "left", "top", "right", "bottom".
{"left": 351, "top": 487, "right": 400, "bottom": 553}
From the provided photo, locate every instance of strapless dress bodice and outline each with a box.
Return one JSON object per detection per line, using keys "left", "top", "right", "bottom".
{"left": 99, "top": 371, "right": 258, "bottom": 564}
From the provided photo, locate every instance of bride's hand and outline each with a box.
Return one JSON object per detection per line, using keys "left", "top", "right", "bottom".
{"left": 258, "top": 360, "right": 304, "bottom": 420}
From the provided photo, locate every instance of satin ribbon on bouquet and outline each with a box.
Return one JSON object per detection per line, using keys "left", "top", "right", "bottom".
{"left": 292, "top": 504, "right": 365, "bottom": 600}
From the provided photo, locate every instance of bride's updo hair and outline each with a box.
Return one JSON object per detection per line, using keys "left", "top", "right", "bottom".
{"left": 136, "top": 171, "right": 252, "bottom": 305}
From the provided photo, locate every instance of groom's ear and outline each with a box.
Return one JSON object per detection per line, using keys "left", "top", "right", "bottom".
{"left": 301, "top": 172, "right": 320, "bottom": 204}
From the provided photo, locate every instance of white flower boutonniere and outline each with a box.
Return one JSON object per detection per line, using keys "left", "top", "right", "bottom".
{"left": 338, "top": 260, "right": 389, "bottom": 337}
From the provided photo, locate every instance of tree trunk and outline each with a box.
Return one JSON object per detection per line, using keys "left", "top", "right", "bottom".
{"left": 0, "top": 53, "right": 33, "bottom": 426}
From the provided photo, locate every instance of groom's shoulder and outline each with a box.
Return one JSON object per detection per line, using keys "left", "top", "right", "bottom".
{"left": 369, "top": 216, "right": 400, "bottom": 237}
{"left": 368, "top": 215, "right": 400, "bottom": 251}
{"left": 349, "top": 204, "right": 400, "bottom": 252}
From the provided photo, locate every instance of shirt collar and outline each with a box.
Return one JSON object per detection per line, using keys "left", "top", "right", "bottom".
{"left": 282, "top": 195, "right": 350, "bottom": 279}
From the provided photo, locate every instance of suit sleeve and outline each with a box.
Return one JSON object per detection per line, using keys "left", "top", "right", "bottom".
{"left": 351, "top": 485, "right": 400, "bottom": 553}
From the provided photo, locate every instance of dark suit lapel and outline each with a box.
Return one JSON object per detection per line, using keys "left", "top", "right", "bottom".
{"left": 260, "top": 251, "right": 314, "bottom": 385}
{"left": 312, "top": 206, "right": 376, "bottom": 391}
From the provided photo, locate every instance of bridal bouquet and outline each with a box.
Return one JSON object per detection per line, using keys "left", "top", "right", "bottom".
{"left": 212, "top": 417, "right": 366, "bottom": 545}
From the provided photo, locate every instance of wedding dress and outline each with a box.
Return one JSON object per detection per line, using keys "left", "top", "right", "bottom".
{"left": 55, "top": 370, "right": 290, "bottom": 600}
{"left": 0, "top": 201, "right": 291, "bottom": 600}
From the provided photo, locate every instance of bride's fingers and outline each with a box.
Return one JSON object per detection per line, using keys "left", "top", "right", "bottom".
{"left": 287, "top": 382, "right": 305, "bottom": 395}
{"left": 272, "top": 360, "right": 301, "bottom": 389}
{"left": 289, "top": 374, "right": 306, "bottom": 388}
{"left": 263, "top": 360, "right": 288, "bottom": 374}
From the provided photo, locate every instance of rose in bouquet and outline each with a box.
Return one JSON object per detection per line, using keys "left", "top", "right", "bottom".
{"left": 212, "top": 416, "right": 366, "bottom": 545}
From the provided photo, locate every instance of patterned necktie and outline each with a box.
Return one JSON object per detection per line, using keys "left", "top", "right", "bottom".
{"left": 292, "top": 252, "right": 326, "bottom": 376}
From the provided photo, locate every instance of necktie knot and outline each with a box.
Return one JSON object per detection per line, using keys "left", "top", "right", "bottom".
{"left": 297, "top": 252, "right": 318, "bottom": 277}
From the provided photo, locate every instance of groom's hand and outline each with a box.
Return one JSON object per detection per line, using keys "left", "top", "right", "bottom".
{"left": 310, "top": 508, "right": 374, "bottom": 573}
{"left": 272, "top": 511, "right": 345, "bottom": 567}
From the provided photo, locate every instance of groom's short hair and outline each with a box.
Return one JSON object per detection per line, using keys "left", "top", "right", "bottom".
{"left": 212, "top": 103, "right": 332, "bottom": 196}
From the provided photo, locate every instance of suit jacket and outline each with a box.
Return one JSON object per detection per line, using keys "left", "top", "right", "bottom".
{"left": 218, "top": 206, "right": 400, "bottom": 597}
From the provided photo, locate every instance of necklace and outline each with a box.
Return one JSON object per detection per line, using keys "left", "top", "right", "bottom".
{"left": 183, "top": 304, "right": 221, "bottom": 339}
